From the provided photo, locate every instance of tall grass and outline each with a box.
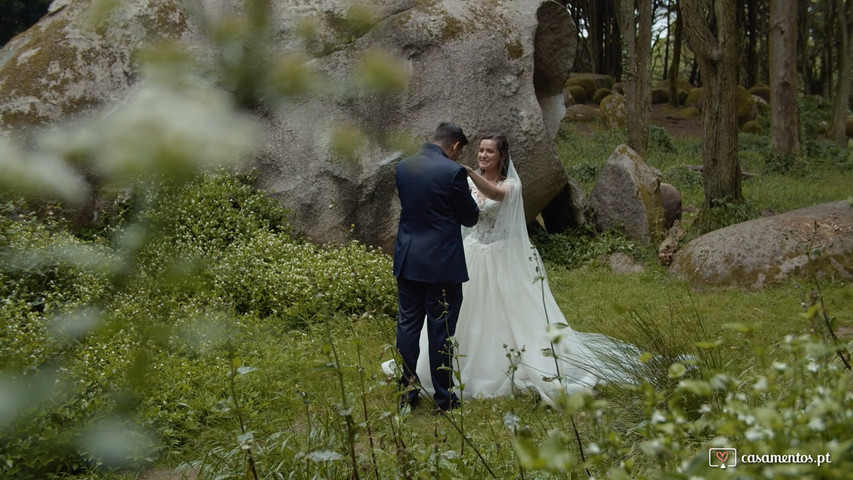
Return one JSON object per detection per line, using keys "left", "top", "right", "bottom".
{"left": 3, "top": 113, "right": 851, "bottom": 479}
{"left": 555, "top": 120, "right": 853, "bottom": 231}
{"left": 2, "top": 0, "right": 851, "bottom": 474}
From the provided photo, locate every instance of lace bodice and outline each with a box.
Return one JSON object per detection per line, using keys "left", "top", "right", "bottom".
{"left": 468, "top": 177, "right": 514, "bottom": 244}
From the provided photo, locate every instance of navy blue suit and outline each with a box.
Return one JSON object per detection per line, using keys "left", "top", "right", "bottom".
{"left": 393, "top": 143, "right": 479, "bottom": 409}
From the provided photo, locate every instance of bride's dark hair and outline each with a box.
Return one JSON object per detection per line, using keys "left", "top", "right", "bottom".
{"left": 478, "top": 133, "right": 509, "bottom": 178}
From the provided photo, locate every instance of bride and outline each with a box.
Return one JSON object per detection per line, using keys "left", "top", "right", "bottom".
{"left": 386, "top": 134, "right": 632, "bottom": 405}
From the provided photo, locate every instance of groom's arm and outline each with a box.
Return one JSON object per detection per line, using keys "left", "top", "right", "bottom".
{"left": 451, "top": 167, "right": 479, "bottom": 227}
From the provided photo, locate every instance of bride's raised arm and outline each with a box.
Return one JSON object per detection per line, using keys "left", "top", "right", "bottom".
{"left": 464, "top": 166, "right": 508, "bottom": 202}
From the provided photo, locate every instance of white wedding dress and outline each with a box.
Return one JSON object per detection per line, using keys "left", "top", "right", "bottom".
{"left": 401, "top": 160, "right": 634, "bottom": 404}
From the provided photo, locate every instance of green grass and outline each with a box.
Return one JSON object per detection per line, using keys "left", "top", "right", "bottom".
{"left": 556, "top": 123, "right": 853, "bottom": 230}
{"left": 546, "top": 263, "right": 853, "bottom": 354}
{"left": 122, "top": 266, "right": 852, "bottom": 479}
{"left": 3, "top": 121, "right": 852, "bottom": 479}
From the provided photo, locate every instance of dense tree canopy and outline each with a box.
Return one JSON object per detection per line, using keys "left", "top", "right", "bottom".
{"left": 0, "top": 0, "right": 51, "bottom": 46}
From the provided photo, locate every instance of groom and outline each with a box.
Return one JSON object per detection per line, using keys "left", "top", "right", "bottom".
{"left": 393, "top": 122, "right": 479, "bottom": 412}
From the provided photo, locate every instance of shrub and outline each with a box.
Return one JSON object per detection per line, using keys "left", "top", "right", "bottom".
{"left": 566, "top": 161, "right": 600, "bottom": 185}
{"left": 662, "top": 165, "right": 702, "bottom": 190}
{"left": 800, "top": 95, "right": 834, "bottom": 139}
{"left": 649, "top": 125, "right": 676, "bottom": 154}
{"left": 530, "top": 227, "right": 636, "bottom": 270}
{"left": 803, "top": 140, "right": 852, "bottom": 172}
{"left": 0, "top": 201, "right": 111, "bottom": 315}
{"left": 138, "top": 172, "right": 290, "bottom": 261}
{"left": 211, "top": 232, "right": 396, "bottom": 323}
{"left": 0, "top": 168, "right": 400, "bottom": 477}
{"left": 531, "top": 333, "right": 853, "bottom": 478}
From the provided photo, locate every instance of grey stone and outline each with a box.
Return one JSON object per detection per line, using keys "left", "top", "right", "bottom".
{"left": 599, "top": 93, "right": 626, "bottom": 129}
{"left": 588, "top": 144, "right": 666, "bottom": 244}
{"left": 660, "top": 182, "right": 682, "bottom": 229}
{"left": 608, "top": 252, "right": 644, "bottom": 275}
{"left": 564, "top": 104, "right": 599, "bottom": 122}
{"left": 670, "top": 201, "right": 853, "bottom": 289}
{"left": 0, "top": 0, "right": 586, "bottom": 250}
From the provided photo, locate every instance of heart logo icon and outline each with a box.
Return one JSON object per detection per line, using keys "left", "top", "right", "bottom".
{"left": 716, "top": 451, "right": 729, "bottom": 463}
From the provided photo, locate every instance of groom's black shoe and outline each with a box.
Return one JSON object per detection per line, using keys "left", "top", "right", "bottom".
{"left": 399, "top": 394, "right": 420, "bottom": 412}
{"left": 432, "top": 399, "right": 460, "bottom": 415}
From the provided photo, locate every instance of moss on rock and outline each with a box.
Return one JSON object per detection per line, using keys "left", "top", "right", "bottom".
{"left": 741, "top": 120, "right": 763, "bottom": 134}
{"left": 592, "top": 87, "right": 612, "bottom": 104}
{"left": 749, "top": 83, "right": 770, "bottom": 102}
{"left": 684, "top": 87, "right": 704, "bottom": 109}
{"left": 0, "top": 0, "right": 190, "bottom": 129}
{"left": 566, "top": 76, "right": 596, "bottom": 99}
{"left": 651, "top": 87, "right": 668, "bottom": 104}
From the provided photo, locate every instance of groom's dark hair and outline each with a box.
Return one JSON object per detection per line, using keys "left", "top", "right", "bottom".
{"left": 432, "top": 122, "right": 469, "bottom": 148}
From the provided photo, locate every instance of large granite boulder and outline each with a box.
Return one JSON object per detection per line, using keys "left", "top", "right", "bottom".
{"left": 670, "top": 201, "right": 853, "bottom": 289}
{"left": 0, "top": 0, "right": 191, "bottom": 127}
{"left": 599, "top": 93, "right": 626, "bottom": 129}
{"left": 0, "top": 0, "right": 582, "bottom": 250}
{"left": 660, "top": 182, "right": 682, "bottom": 229}
{"left": 564, "top": 104, "right": 599, "bottom": 122}
{"left": 588, "top": 144, "right": 666, "bottom": 244}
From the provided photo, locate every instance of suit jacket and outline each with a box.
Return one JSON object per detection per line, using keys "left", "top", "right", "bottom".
{"left": 393, "top": 143, "right": 479, "bottom": 283}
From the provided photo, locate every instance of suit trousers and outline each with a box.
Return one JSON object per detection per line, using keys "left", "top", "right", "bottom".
{"left": 395, "top": 277, "right": 463, "bottom": 409}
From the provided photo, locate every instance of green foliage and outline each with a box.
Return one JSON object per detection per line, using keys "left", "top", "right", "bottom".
{"left": 0, "top": 205, "right": 382, "bottom": 479}
{"left": 661, "top": 164, "right": 702, "bottom": 190}
{"left": 556, "top": 122, "right": 626, "bottom": 192}
{"left": 1, "top": 167, "right": 399, "bottom": 478}
{"left": 692, "top": 196, "right": 759, "bottom": 236}
{"left": 139, "top": 172, "right": 290, "bottom": 258}
{"left": 800, "top": 95, "right": 834, "bottom": 139}
{"left": 550, "top": 334, "right": 853, "bottom": 479}
{"left": 530, "top": 227, "right": 636, "bottom": 269}
{"left": 211, "top": 232, "right": 395, "bottom": 322}
{"left": 566, "top": 161, "right": 600, "bottom": 184}
{"left": 804, "top": 140, "right": 853, "bottom": 172}
{"left": 648, "top": 125, "right": 676, "bottom": 154}
{"left": 2, "top": 214, "right": 109, "bottom": 304}
{"left": 3, "top": 0, "right": 853, "bottom": 477}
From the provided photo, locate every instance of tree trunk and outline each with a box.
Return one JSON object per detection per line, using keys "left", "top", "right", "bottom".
{"left": 689, "top": 58, "right": 700, "bottom": 85}
{"left": 770, "top": 0, "right": 801, "bottom": 160}
{"left": 587, "top": 0, "right": 603, "bottom": 73}
{"left": 616, "top": 0, "right": 653, "bottom": 156}
{"left": 668, "top": 0, "right": 684, "bottom": 107}
{"left": 681, "top": 0, "right": 742, "bottom": 227}
{"left": 824, "top": 0, "right": 835, "bottom": 98}
{"left": 663, "top": 3, "right": 672, "bottom": 80}
{"left": 605, "top": 2, "right": 623, "bottom": 79}
{"left": 745, "top": 0, "right": 759, "bottom": 87}
{"left": 798, "top": 0, "right": 811, "bottom": 95}
{"left": 832, "top": 0, "right": 853, "bottom": 145}
{"left": 567, "top": 2, "right": 590, "bottom": 71}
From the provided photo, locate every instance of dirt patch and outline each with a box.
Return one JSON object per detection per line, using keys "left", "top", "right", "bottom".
{"left": 138, "top": 466, "right": 198, "bottom": 480}
{"left": 568, "top": 102, "right": 703, "bottom": 140}
{"left": 836, "top": 325, "right": 853, "bottom": 339}
{"left": 650, "top": 103, "right": 703, "bottom": 140}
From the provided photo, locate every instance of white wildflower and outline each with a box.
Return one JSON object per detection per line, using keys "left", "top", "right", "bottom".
{"left": 771, "top": 361, "right": 788, "bottom": 371}
{"left": 545, "top": 323, "right": 567, "bottom": 344}
{"left": 738, "top": 414, "right": 756, "bottom": 425}
{"left": 808, "top": 417, "right": 826, "bottom": 432}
